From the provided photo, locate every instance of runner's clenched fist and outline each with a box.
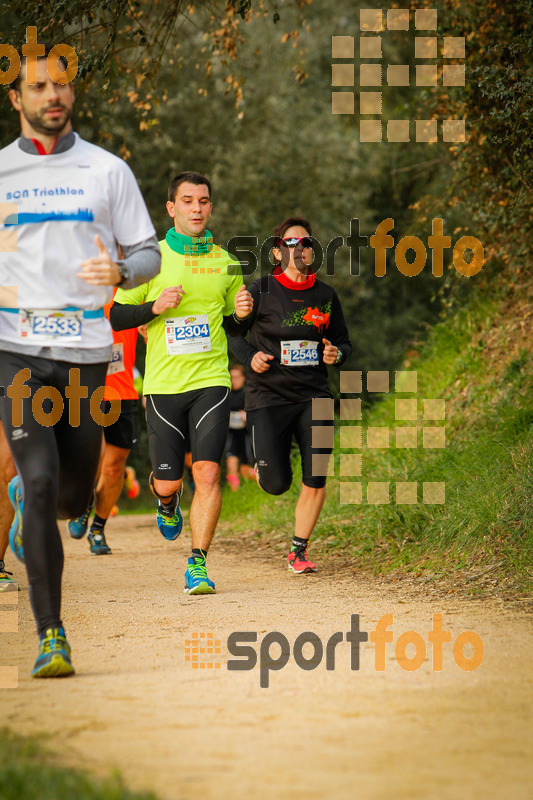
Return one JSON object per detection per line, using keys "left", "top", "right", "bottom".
{"left": 234, "top": 284, "right": 253, "bottom": 319}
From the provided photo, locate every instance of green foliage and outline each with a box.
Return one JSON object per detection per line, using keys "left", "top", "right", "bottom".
{"left": 96, "top": 0, "right": 459, "bottom": 385}
{"left": 2, "top": 0, "right": 530, "bottom": 588}
{"left": 1, "top": 0, "right": 530, "bottom": 368}
{"left": 404, "top": 0, "right": 533, "bottom": 272}
{"left": 0, "top": 1, "right": 309, "bottom": 142}
{"left": 220, "top": 284, "right": 533, "bottom": 593}
{"left": 0, "top": 728, "right": 158, "bottom": 800}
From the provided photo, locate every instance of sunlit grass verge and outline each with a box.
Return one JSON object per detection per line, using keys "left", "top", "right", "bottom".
{"left": 0, "top": 728, "right": 157, "bottom": 800}
{"left": 219, "top": 292, "right": 533, "bottom": 594}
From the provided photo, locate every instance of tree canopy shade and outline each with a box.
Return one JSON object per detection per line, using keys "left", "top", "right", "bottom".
{"left": 0, "top": 0, "right": 313, "bottom": 143}
{"left": 1, "top": 0, "right": 530, "bottom": 380}
{"left": 406, "top": 0, "right": 533, "bottom": 273}
{"left": 0, "top": 0, "right": 306, "bottom": 89}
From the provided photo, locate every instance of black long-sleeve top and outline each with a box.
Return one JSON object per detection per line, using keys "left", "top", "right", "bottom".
{"left": 228, "top": 273, "right": 352, "bottom": 411}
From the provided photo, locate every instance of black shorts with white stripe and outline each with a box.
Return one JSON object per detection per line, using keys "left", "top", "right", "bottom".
{"left": 145, "top": 386, "right": 230, "bottom": 480}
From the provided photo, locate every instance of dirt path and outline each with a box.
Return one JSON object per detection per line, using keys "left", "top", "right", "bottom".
{"left": 2, "top": 513, "right": 532, "bottom": 800}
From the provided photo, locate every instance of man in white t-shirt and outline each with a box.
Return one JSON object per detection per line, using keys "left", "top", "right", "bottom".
{"left": 0, "top": 46, "right": 160, "bottom": 678}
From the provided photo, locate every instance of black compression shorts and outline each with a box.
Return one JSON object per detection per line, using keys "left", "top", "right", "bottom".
{"left": 102, "top": 398, "right": 138, "bottom": 450}
{"left": 247, "top": 400, "right": 333, "bottom": 493}
{"left": 146, "top": 386, "right": 230, "bottom": 480}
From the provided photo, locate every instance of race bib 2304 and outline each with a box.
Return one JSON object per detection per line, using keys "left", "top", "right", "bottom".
{"left": 165, "top": 314, "right": 211, "bottom": 355}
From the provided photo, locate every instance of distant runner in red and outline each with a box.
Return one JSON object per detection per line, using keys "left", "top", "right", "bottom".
{"left": 228, "top": 217, "right": 352, "bottom": 573}
{"left": 67, "top": 290, "right": 141, "bottom": 554}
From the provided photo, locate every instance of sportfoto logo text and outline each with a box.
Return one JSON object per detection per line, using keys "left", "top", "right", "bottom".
{"left": 227, "top": 218, "right": 484, "bottom": 279}
{"left": 0, "top": 27, "right": 78, "bottom": 85}
{"left": 186, "top": 614, "right": 485, "bottom": 688}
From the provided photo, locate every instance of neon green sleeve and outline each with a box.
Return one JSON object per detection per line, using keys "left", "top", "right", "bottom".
{"left": 114, "top": 281, "right": 149, "bottom": 306}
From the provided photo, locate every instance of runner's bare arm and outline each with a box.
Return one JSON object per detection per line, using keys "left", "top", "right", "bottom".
{"left": 151, "top": 286, "right": 185, "bottom": 315}
{"left": 323, "top": 290, "right": 352, "bottom": 366}
{"left": 224, "top": 281, "right": 259, "bottom": 335}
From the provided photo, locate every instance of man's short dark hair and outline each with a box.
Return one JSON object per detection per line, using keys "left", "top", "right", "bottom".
{"left": 273, "top": 216, "right": 313, "bottom": 240}
{"left": 168, "top": 172, "right": 212, "bottom": 202}
{"left": 8, "top": 44, "right": 69, "bottom": 92}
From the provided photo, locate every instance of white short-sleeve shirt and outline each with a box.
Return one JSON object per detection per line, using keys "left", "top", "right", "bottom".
{"left": 0, "top": 133, "right": 155, "bottom": 353}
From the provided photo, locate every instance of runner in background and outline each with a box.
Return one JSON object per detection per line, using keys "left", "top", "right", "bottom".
{"left": 228, "top": 216, "right": 351, "bottom": 574}
{"left": 225, "top": 364, "right": 255, "bottom": 491}
{"left": 67, "top": 291, "right": 140, "bottom": 554}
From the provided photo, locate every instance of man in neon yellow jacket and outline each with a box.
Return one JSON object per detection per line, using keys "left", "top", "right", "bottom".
{"left": 111, "top": 172, "right": 252, "bottom": 594}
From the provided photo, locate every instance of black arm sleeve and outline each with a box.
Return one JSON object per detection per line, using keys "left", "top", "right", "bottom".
{"left": 109, "top": 301, "right": 157, "bottom": 331}
{"left": 222, "top": 311, "right": 254, "bottom": 336}
{"left": 328, "top": 290, "right": 352, "bottom": 366}
{"left": 227, "top": 333, "right": 257, "bottom": 368}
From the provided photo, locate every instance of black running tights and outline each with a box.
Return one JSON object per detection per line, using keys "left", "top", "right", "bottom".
{"left": 0, "top": 352, "right": 107, "bottom": 636}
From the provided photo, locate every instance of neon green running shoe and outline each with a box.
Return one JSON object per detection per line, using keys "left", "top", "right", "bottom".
{"left": 32, "top": 627, "right": 75, "bottom": 678}
{"left": 184, "top": 556, "right": 215, "bottom": 595}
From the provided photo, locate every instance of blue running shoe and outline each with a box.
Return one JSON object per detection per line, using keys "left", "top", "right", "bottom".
{"left": 68, "top": 494, "right": 94, "bottom": 540}
{"left": 156, "top": 490, "right": 183, "bottom": 541}
{"left": 87, "top": 529, "right": 112, "bottom": 555}
{"left": 32, "top": 627, "right": 75, "bottom": 678}
{"left": 8, "top": 475, "right": 24, "bottom": 563}
{"left": 184, "top": 556, "right": 215, "bottom": 595}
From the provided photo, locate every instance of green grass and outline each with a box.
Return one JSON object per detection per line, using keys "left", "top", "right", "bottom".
{"left": 0, "top": 728, "right": 157, "bottom": 800}
{"left": 218, "top": 292, "right": 533, "bottom": 594}
{"left": 119, "top": 286, "right": 532, "bottom": 593}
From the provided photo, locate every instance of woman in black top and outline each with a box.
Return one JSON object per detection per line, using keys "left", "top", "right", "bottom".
{"left": 229, "top": 217, "right": 352, "bottom": 573}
